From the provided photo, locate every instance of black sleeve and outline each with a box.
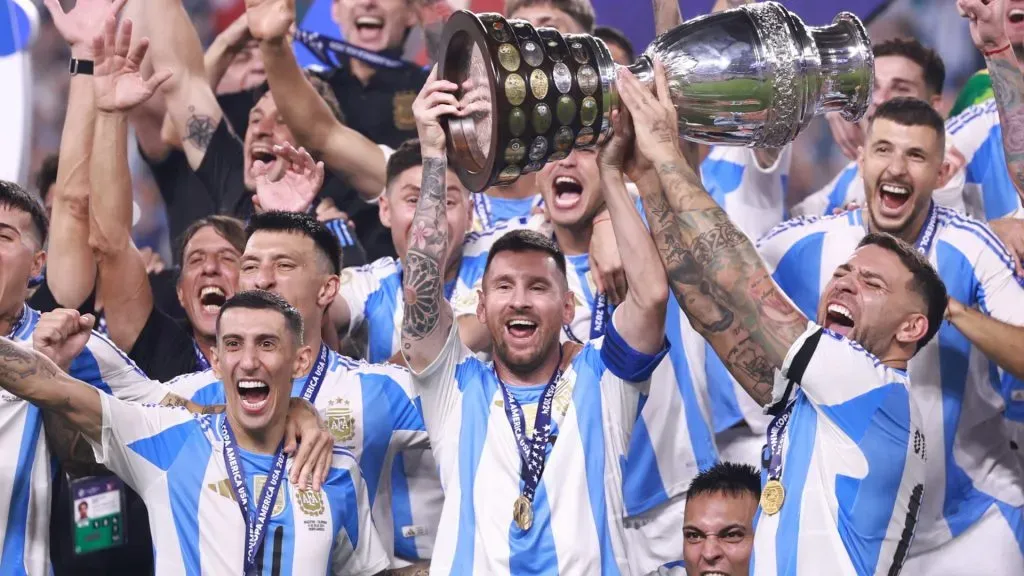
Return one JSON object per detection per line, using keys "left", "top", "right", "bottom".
{"left": 193, "top": 118, "right": 254, "bottom": 218}
{"left": 27, "top": 277, "right": 97, "bottom": 315}
{"left": 128, "top": 308, "right": 199, "bottom": 382}
{"left": 149, "top": 268, "right": 186, "bottom": 320}
{"left": 216, "top": 88, "right": 259, "bottom": 137}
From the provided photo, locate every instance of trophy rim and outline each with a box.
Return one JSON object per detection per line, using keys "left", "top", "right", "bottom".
{"left": 832, "top": 11, "right": 874, "bottom": 124}
{"left": 438, "top": 10, "right": 502, "bottom": 192}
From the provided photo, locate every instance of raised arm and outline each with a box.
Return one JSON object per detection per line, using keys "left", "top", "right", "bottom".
{"left": 961, "top": 0, "right": 1024, "bottom": 204}
{"left": 134, "top": 0, "right": 224, "bottom": 170}
{"left": 618, "top": 63, "right": 807, "bottom": 406}
{"left": 400, "top": 70, "right": 460, "bottom": 371}
{"left": 596, "top": 110, "right": 669, "bottom": 353}
{"left": 651, "top": 0, "right": 682, "bottom": 33}
{"left": 245, "top": 0, "right": 387, "bottom": 201}
{"left": 41, "top": 0, "right": 127, "bottom": 308}
{"left": 88, "top": 16, "right": 171, "bottom": 354}
{"left": 946, "top": 297, "right": 1024, "bottom": 379}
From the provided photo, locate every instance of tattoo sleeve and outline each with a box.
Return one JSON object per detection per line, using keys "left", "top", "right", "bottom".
{"left": 638, "top": 162, "right": 807, "bottom": 405}
{"left": 986, "top": 53, "right": 1024, "bottom": 201}
{"left": 43, "top": 410, "right": 109, "bottom": 478}
{"left": 401, "top": 156, "right": 451, "bottom": 352}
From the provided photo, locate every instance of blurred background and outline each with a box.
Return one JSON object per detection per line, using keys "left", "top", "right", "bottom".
{"left": 11, "top": 0, "right": 984, "bottom": 259}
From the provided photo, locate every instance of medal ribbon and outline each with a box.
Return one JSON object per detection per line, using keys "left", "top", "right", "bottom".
{"left": 221, "top": 419, "right": 288, "bottom": 575}
{"left": 300, "top": 343, "right": 330, "bottom": 403}
{"left": 765, "top": 401, "right": 794, "bottom": 481}
{"left": 193, "top": 339, "right": 211, "bottom": 372}
{"left": 294, "top": 29, "right": 409, "bottom": 71}
{"left": 6, "top": 304, "right": 28, "bottom": 338}
{"left": 498, "top": 349, "right": 563, "bottom": 507}
{"left": 913, "top": 202, "right": 939, "bottom": 256}
{"left": 563, "top": 291, "right": 613, "bottom": 344}
{"left": 475, "top": 193, "right": 493, "bottom": 230}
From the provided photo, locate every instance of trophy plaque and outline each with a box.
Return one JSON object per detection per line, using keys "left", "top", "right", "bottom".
{"left": 438, "top": 2, "right": 873, "bottom": 192}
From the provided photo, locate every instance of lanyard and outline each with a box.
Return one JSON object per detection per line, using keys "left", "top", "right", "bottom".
{"left": 914, "top": 202, "right": 938, "bottom": 255}
{"left": 562, "top": 291, "right": 612, "bottom": 344}
{"left": 294, "top": 29, "right": 409, "bottom": 71}
{"left": 300, "top": 343, "right": 330, "bottom": 403}
{"left": 497, "top": 350, "right": 563, "bottom": 506}
{"left": 6, "top": 304, "right": 28, "bottom": 338}
{"left": 193, "top": 339, "right": 211, "bottom": 372}
{"left": 221, "top": 419, "right": 288, "bottom": 576}
{"left": 475, "top": 193, "right": 493, "bottom": 231}
{"left": 765, "top": 401, "right": 794, "bottom": 481}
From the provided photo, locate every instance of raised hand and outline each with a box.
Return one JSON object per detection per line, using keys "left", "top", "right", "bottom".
{"left": 412, "top": 66, "right": 460, "bottom": 156}
{"left": 32, "top": 310, "right": 95, "bottom": 371}
{"left": 245, "top": 0, "right": 295, "bottom": 43}
{"left": 92, "top": 17, "right": 172, "bottom": 112}
{"left": 825, "top": 111, "right": 865, "bottom": 161}
{"left": 959, "top": 0, "right": 1010, "bottom": 52}
{"left": 252, "top": 143, "right": 325, "bottom": 213}
{"left": 43, "top": 0, "right": 127, "bottom": 56}
{"left": 616, "top": 59, "right": 683, "bottom": 167}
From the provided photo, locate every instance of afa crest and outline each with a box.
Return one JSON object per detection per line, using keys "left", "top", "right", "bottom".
{"left": 327, "top": 397, "right": 356, "bottom": 443}
{"left": 297, "top": 488, "right": 325, "bottom": 517}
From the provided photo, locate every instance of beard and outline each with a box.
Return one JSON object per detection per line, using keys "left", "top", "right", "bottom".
{"left": 489, "top": 323, "right": 562, "bottom": 380}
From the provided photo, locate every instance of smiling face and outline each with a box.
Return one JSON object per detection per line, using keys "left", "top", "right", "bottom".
{"left": 214, "top": 307, "right": 310, "bottom": 436}
{"left": 0, "top": 206, "right": 44, "bottom": 322}
{"left": 242, "top": 93, "right": 297, "bottom": 191}
{"left": 682, "top": 491, "right": 757, "bottom": 576}
{"left": 176, "top": 226, "right": 241, "bottom": 339}
{"left": 380, "top": 164, "right": 473, "bottom": 276}
{"left": 859, "top": 118, "right": 945, "bottom": 242}
{"left": 478, "top": 250, "right": 574, "bottom": 378}
{"left": 216, "top": 40, "right": 266, "bottom": 94}
{"left": 869, "top": 55, "right": 937, "bottom": 119}
{"left": 817, "top": 244, "right": 929, "bottom": 358}
{"left": 537, "top": 149, "right": 605, "bottom": 230}
{"left": 331, "top": 0, "right": 414, "bottom": 53}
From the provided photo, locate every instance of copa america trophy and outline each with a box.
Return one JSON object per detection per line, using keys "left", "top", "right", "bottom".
{"left": 437, "top": 2, "right": 873, "bottom": 191}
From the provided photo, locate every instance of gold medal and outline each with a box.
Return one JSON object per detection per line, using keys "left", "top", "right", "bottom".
{"left": 761, "top": 479, "right": 785, "bottom": 515}
{"left": 505, "top": 74, "right": 526, "bottom": 106}
{"left": 513, "top": 494, "right": 534, "bottom": 531}
{"left": 530, "top": 69, "right": 549, "bottom": 100}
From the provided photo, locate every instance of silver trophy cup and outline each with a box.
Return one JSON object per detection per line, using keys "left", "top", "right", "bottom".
{"left": 439, "top": 2, "right": 873, "bottom": 191}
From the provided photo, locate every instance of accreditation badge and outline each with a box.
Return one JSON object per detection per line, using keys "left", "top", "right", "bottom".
{"left": 393, "top": 91, "right": 418, "bottom": 130}
{"left": 70, "top": 476, "right": 125, "bottom": 555}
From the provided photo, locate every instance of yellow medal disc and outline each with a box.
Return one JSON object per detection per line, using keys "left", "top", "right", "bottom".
{"left": 761, "top": 479, "right": 785, "bottom": 515}
{"left": 513, "top": 494, "right": 534, "bottom": 531}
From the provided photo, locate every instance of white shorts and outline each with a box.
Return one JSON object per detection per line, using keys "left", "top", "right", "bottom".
{"left": 904, "top": 503, "right": 1024, "bottom": 576}
{"left": 623, "top": 493, "right": 687, "bottom": 576}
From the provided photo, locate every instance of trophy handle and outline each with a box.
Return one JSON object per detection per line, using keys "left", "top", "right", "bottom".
{"left": 810, "top": 12, "right": 874, "bottom": 123}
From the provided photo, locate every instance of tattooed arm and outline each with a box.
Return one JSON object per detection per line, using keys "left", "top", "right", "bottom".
{"left": 400, "top": 69, "right": 460, "bottom": 372}
{"left": 962, "top": 0, "right": 1024, "bottom": 203}
{"left": 618, "top": 63, "right": 807, "bottom": 406}
{"left": 137, "top": 0, "right": 225, "bottom": 170}
{"left": 0, "top": 338, "right": 103, "bottom": 443}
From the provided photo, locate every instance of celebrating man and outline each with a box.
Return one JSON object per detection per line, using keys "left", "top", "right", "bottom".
{"left": 0, "top": 290, "right": 387, "bottom": 575}
{"left": 621, "top": 62, "right": 941, "bottom": 574}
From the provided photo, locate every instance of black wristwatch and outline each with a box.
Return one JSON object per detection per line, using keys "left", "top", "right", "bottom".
{"left": 69, "top": 58, "right": 94, "bottom": 76}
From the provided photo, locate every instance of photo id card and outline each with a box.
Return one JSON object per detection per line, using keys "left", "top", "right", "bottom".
{"left": 70, "top": 476, "right": 125, "bottom": 555}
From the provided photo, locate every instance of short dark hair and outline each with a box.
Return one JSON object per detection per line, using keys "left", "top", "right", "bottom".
{"left": 687, "top": 462, "right": 761, "bottom": 501}
{"left": 246, "top": 211, "right": 342, "bottom": 275}
{"left": 217, "top": 289, "right": 305, "bottom": 345}
{"left": 0, "top": 180, "right": 49, "bottom": 246}
{"left": 857, "top": 232, "right": 947, "bottom": 353}
{"left": 386, "top": 139, "right": 424, "bottom": 192}
{"left": 252, "top": 72, "right": 344, "bottom": 126}
{"left": 35, "top": 155, "right": 59, "bottom": 205}
{"left": 594, "top": 25, "right": 634, "bottom": 63}
{"left": 874, "top": 37, "right": 945, "bottom": 97}
{"left": 484, "top": 229, "right": 567, "bottom": 281}
{"left": 175, "top": 215, "right": 246, "bottom": 267}
{"left": 869, "top": 97, "right": 946, "bottom": 151}
{"left": 505, "top": 0, "right": 596, "bottom": 32}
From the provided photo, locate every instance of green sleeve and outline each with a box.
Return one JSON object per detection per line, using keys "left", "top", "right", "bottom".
{"left": 949, "top": 70, "right": 993, "bottom": 118}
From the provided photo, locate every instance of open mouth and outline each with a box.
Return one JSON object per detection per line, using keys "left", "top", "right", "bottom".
{"left": 552, "top": 175, "right": 583, "bottom": 210}
{"left": 878, "top": 182, "right": 912, "bottom": 212}
{"left": 237, "top": 379, "right": 271, "bottom": 412}
{"left": 505, "top": 318, "right": 538, "bottom": 340}
{"left": 824, "top": 303, "right": 855, "bottom": 337}
{"left": 700, "top": 572, "right": 730, "bottom": 576}
{"left": 1011, "top": 9, "right": 1024, "bottom": 24}
{"left": 199, "top": 286, "right": 226, "bottom": 315}
{"left": 354, "top": 15, "right": 385, "bottom": 42}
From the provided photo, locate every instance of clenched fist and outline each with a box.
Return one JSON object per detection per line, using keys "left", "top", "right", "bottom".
{"left": 33, "top": 310, "right": 96, "bottom": 371}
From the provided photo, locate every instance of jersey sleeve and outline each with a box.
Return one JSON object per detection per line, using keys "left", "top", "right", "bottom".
{"left": 86, "top": 394, "right": 201, "bottom": 495}
{"left": 337, "top": 261, "right": 390, "bottom": 338}
{"left": 771, "top": 323, "right": 891, "bottom": 413}
{"left": 602, "top": 308, "right": 670, "bottom": 385}
{"left": 71, "top": 331, "right": 173, "bottom": 404}
{"left": 324, "top": 218, "right": 369, "bottom": 269}
{"left": 366, "top": 366, "right": 430, "bottom": 451}
{"left": 329, "top": 450, "right": 390, "bottom": 576}
{"left": 971, "top": 230, "right": 1024, "bottom": 325}
{"left": 406, "top": 319, "right": 476, "bottom": 439}
{"left": 789, "top": 163, "right": 861, "bottom": 218}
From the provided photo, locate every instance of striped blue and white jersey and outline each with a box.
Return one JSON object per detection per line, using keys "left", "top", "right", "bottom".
{"left": 339, "top": 217, "right": 534, "bottom": 363}
{"left": 0, "top": 305, "right": 171, "bottom": 576}
{"left": 168, "top": 350, "right": 438, "bottom": 564}
{"left": 699, "top": 145, "right": 792, "bottom": 241}
{"left": 789, "top": 152, "right": 972, "bottom": 220}
{"left": 87, "top": 395, "right": 389, "bottom": 576}
{"left": 757, "top": 206, "right": 1024, "bottom": 556}
{"left": 471, "top": 192, "right": 544, "bottom": 232}
{"left": 324, "top": 217, "right": 358, "bottom": 250}
{"left": 751, "top": 323, "right": 927, "bottom": 575}
{"left": 947, "top": 99, "right": 1024, "bottom": 220}
{"left": 410, "top": 312, "right": 669, "bottom": 575}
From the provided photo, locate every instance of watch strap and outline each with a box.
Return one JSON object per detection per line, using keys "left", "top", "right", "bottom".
{"left": 69, "top": 58, "right": 94, "bottom": 76}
